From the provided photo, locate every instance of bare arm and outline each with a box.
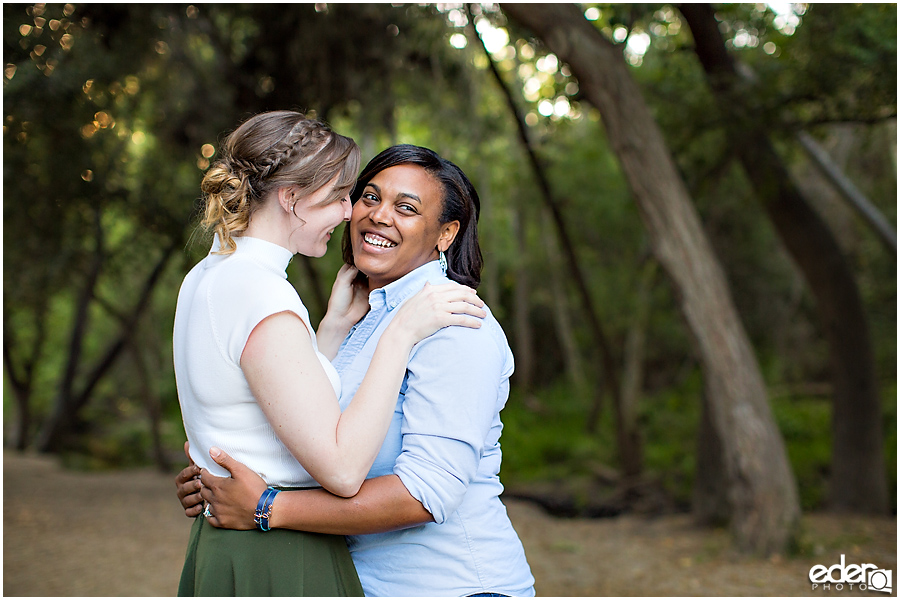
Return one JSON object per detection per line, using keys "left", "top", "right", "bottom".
{"left": 199, "top": 447, "right": 433, "bottom": 534}
{"left": 269, "top": 476, "right": 433, "bottom": 535}
{"left": 241, "top": 282, "right": 485, "bottom": 498}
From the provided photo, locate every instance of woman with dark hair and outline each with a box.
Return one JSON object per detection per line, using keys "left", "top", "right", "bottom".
{"left": 174, "top": 122, "right": 486, "bottom": 598}
{"left": 342, "top": 143, "right": 484, "bottom": 289}
{"left": 177, "top": 144, "right": 535, "bottom": 597}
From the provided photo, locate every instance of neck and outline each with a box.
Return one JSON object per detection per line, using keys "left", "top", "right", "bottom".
{"left": 363, "top": 257, "right": 439, "bottom": 292}
{"left": 243, "top": 200, "right": 294, "bottom": 252}
{"left": 366, "top": 277, "right": 389, "bottom": 293}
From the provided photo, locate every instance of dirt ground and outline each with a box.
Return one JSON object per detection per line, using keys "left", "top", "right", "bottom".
{"left": 3, "top": 451, "right": 896, "bottom": 597}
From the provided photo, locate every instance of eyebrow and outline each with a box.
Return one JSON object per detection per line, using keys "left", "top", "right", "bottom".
{"left": 366, "top": 182, "right": 422, "bottom": 205}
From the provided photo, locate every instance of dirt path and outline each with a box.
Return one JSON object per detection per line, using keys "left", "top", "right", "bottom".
{"left": 3, "top": 451, "right": 896, "bottom": 596}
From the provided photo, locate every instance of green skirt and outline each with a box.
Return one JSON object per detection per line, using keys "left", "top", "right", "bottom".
{"left": 178, "top": 514, "right": 364, "bottom": 597}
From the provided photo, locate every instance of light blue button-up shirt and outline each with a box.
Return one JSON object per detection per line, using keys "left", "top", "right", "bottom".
{"left": 334, "top": 260, "right": 535, "bottom": 597}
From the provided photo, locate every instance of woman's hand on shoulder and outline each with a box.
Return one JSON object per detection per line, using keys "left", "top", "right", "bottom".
{"left": 389, "top": 281, "right": 486, "bottom": 346}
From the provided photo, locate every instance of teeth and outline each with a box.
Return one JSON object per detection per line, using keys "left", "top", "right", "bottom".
{"left": 364, "top": 234, "right": 397, "bottom": 248}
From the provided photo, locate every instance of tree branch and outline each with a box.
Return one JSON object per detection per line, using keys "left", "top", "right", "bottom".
{"left": 70, "top": 237, "right": 180, "bottom": 414}
{"left": 796, "top": 131, "right": 896, "bottom": 255}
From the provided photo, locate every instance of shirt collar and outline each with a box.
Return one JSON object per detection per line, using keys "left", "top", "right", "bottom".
{"left": 370, "top": 259, "right": 446, "bottom": 310}
{"left": 211, "top": 234, "right": 294, "bottom": 279}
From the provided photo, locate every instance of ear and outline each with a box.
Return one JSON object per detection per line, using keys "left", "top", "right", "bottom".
{"left": 436, "top": 220, "right": 460, "bottom": 253}
{"left": 277, "top": 186, "right": 295, "bottom": 214}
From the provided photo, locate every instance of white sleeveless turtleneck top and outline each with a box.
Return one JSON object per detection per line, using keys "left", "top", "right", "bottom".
{"left": 173, "top": 235, "right": 340, "bottom": 486}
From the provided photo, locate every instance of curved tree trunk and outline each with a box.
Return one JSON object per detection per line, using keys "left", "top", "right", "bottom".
{"left": 3, "top": 297, "right": 48, "bottom": 450}
{"left": 501, "top": 2, "right": 800, "bottom": 554}
{"left": 470, "top": 6, "right": 637, "bottom": 473}
{"left": 679, "top": 3, "right": 887, "bottom": 515}
{"left": 37, "top": 209, "right": 106, "bottom": 453}
{"left": 37, "top": 238, "right": 179, "bottom": 453}
{"left": 3, "top": 340, "right": 34, "bottom": 450}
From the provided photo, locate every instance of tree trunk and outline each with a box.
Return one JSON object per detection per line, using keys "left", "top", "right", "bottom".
{"left": 3, "top": 299, "right": 48, "bottom": 450}
{"left": 3, "top": 340, "right": 33, "bottom": 450}
{"left": 502, "top": 2, "right": 800, "bottom": 553}
{"left": 295, "top": 254, "right": 326, "bottom": 323}
{"left": 478, "top": 174, "right": 501, "bottom": 312}
{"left": 37, "top": 238, "right": 179, "bottom": 452}
{"left": 129, "top": 338, "right": 171, "bottom": 472}
{"left": 470, "top": 6, "right": 637, "bottom": 474}
{"left": 680, "top": 3, "right": 887, "bottom": 515}
{"left": 511, "top": 207, "right": 535, "bottom": 391}
{"left": 37, "top": 210, "right": 105, "bottom": 452}
{"left": 618, "top": 258, "right": 656, "bottom": 479}
{"left": 540, "top": 209, "right": 587, "bottom": 391}
{"left": 693, "top": 385, "right": 731, "bottom": 526}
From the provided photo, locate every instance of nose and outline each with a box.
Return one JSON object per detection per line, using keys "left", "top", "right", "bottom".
{"left": 369, "top": 201, "right": 392, "bottom": 226}
{"left": 342, "top": 197, "right": 351, "bottom": 221}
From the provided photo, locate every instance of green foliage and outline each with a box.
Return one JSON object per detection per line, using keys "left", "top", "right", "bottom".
{"left": 639, "top": 373, "right": 703, "bottom": 503}
{"left": 501, "top": 378, "right": 896, "bottom": 512}
{"left": 3, "top": 3, "right": 895, "bottom": 528}
{"left": 501, "top": 382, "right": 611, "bottom": 483}
{"left": 771, "top": 397, "right": 832, "bottom": 510}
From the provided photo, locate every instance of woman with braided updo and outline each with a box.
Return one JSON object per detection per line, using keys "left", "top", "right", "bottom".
{"left": 176, "top": 144, "right": 535, "bottom": 597}
{"left": 173, "top": 112, "right": 485, "bottom": 596}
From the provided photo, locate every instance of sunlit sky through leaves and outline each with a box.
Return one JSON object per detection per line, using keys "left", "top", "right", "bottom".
{"left": 7, "top": 3, "right": 809, "bottom": 162}
{"left": 434, "top": 3, "right": 806, "bottom": 126}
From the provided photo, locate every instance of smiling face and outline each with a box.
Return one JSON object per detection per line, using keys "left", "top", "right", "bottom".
{"left": 288, "top": 176, "right": 352, "bottom": 258}
{"left": 349, "top": 164, "right": 459, "bottom": 290}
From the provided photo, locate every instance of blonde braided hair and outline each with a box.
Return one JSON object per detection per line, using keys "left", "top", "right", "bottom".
{"left": 201, "top": 111, "right": 360, "bottom": 254}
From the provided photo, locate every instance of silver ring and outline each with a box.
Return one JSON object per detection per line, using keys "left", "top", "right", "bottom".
{"left": 203, "top": 504, "right": 212, "bottom": 519}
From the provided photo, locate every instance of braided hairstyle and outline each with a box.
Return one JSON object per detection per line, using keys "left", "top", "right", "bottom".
{"left": 201, "top": 111, "right": 360, "bottom": 254}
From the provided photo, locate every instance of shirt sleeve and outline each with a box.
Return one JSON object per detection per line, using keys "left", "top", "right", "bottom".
{"left": 392, "top": 319, "right": 509, "bottom": 524}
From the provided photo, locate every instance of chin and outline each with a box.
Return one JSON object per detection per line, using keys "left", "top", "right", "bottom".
{"left": 352, "top": 257, "right": 387, "bottom": 279}
{"left": 352, "top": 255, "right": 378, "bottom": 275}
{"left": 300, "top": 245, "right": 328, "bottom": 259}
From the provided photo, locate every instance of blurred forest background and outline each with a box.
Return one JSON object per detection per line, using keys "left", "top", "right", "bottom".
{"left": 3, "top": 2, "right": 896, "bottom": 558}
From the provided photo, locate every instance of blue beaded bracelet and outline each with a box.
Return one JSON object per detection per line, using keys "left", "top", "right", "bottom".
{"left": 253, "top": 487, "right": 279, "bottom": 532}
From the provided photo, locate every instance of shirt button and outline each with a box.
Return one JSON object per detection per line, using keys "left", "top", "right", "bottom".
{"left": 389, "top": 300, "right": 398, "bottom": 309}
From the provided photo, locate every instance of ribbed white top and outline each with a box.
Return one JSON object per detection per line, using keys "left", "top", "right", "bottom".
{"left": 173, "top": 235, "right": 340, "bottom": 486}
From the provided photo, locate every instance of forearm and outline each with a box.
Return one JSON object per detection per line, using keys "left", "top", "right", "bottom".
{"left": 331, "top": 326, "right": 417, "bottom": 475}
{"left": 269, "top": 475, "right": 434, "bottom": 535}
{"left": 248, "top": 315, "right": 415, "bottom": 497}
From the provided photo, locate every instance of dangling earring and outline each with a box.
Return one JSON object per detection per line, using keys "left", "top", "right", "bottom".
{"left": 439, "top": 250, "right": 448, "bottom": 276}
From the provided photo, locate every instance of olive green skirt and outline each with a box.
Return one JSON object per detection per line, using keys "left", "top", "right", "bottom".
{"left": 178, "top": 514, "right": 363, "bottom": 596}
